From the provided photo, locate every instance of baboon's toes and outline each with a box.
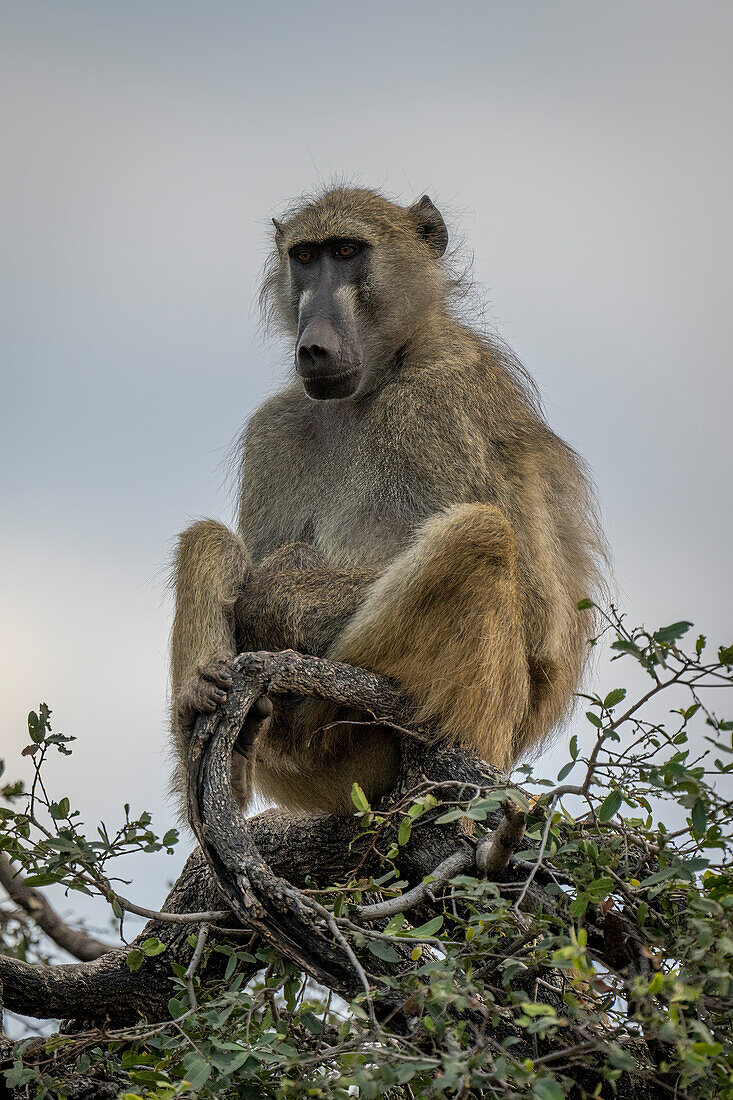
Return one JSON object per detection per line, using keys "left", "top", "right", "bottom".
{"left": 250, "top": 695, "right": 273, "bottom": 720}
{"left": 234, "top": 694, "right": 273, "bottom": 758}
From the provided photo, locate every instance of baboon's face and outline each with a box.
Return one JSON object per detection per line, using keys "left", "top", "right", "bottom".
{"left": 289, "top": 238, "right": 370, "bottom": 401}
{"left": 269, "top": 189, "right": 449, "bottom": 399}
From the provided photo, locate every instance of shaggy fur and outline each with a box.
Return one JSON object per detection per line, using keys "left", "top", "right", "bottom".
{"left": 170, "top": 186, "right": 606, "bottom": 815}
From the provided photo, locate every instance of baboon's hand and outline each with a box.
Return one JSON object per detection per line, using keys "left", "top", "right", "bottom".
{"left": 176, "top": 657, "right": 233, "bottom": 733}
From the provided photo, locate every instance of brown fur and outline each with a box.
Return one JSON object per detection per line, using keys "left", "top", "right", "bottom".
{"left": 170, "top": 186, "right": 606, "bottom": 816}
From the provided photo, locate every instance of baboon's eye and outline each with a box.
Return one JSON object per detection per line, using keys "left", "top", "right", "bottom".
{"left": 336, "top": 243, "right": 359, "bottom": 258}
{"left": 296, "top": 250, "right": 314, "bottom": 264}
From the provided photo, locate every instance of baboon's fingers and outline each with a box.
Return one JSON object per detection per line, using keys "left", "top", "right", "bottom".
{"left": 176, "top": 673, "right": 230, "bottom": 732}
{"left": 198, "top": 658, "right": 234, "bottom": 689}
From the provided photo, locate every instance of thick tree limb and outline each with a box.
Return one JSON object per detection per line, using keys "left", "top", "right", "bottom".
{"left": 185, "top": 650, "right": 497, "bottom": 1000}
{"left": 232, "top": 649, "right": 407, "bottom": 722}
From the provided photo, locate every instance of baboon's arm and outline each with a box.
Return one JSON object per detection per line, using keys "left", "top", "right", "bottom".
{"left": 235, "top": 542, "right": 376, "bottom": 658}
{"left": 169, "top": 519, "right": 254, "bottom": 808}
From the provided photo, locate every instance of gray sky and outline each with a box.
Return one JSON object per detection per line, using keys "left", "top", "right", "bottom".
{"left": 1, "top": 1, "right": 731, "bottom": 926}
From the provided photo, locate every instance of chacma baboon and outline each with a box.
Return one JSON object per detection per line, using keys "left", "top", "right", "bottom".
{"left": 171, "top": 186, "right": 605, "bottom": 815}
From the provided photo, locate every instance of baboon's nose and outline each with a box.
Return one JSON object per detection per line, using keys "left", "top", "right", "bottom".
{"left": 296, "top": 318, "right": 341, "bottom": 376}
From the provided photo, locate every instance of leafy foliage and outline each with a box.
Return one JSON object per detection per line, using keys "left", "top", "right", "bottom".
{"left": 1, "top": 608, "right": 732, "bottom": 1098}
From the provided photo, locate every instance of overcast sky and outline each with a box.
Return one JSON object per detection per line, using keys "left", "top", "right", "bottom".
{"left": 1, "top": 1, "right": 731, "bottom": 932}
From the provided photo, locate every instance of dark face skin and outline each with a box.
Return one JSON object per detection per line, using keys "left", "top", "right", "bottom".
{"left": 289, "top": 238, "right": 370, "bottom": 400}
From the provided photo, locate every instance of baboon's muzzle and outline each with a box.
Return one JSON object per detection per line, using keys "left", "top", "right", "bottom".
{"left": 296, "top": 317, "right": 362, "bottom": 400}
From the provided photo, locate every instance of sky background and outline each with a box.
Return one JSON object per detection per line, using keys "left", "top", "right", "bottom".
{"left": 1, "top": 1, "right": 732, "bottom": 944}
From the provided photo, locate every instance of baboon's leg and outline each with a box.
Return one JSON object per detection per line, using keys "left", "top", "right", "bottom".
{"left": 231, "top": 542, "right": 386, "bottom": 814}
{"left": 235, "top": 542, "right": 376, "bottom": 656}
{"left": 321, "top": 503, "right": 531, "bottom": 773}
{"left": 170, "top": 520, "right": 252, "bottom": 763}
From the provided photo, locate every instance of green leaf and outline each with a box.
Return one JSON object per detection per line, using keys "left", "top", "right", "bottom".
{"left": 598, "top": 789, "right": 623, "bottom": 822}
{"left": 141, "top": 937, "right": 167, "bottom": 957}
{"left": 691, "top": 800, "right": 707, "bottom": 835}
{"left": 611, "top": 638, "right": 643, "bottom": 658}
{"left": 653, "top": 621, "right": 693, "bottom": 645}
{"left": 682, "top": 856, "right": 709, "bottom": 872}
{"left": 569, "top": 894, "right": 589, "bottom": 917}
{"left": 182, "top": 1054, "right": 212, "bottom": 1091}
{"left": 350, "top": 783, "right": 370, "bottom": 813}
{"left": 639, "top": 866, "right": 676, "bottom": 887}
{"left": 557, "top": 760, "right": 576, "bottom": 781}
{"left": 692, "top": 1041, "right": 722, "bottom": 1057}
{"left": 126, "top": 949, "right": 144, "bottom": 972}
{"left": 520, "top": 1002, "right": 557, "bottom": 1018}
{"left": 3, "top": 1064, "right": 37, "bottom": 1089}
{"left": 21, "top": 873, "right": 63, "bottom": 888}
{"left": 588, "top": 876, "right": 614, "bottom": 897}
{"left": 603, "top": 687, "right": 627, "bottom": 709}
{"left": 576, "top": 597, "right": 594, "bottom": 610}
{"left": 383, "top": 912, "right": 406, "bottom": 936}
{"left": 403, "top": 915, "right": 443, "bottom": 939}
{"left": 533, "top": 1079, "right": 566, "bottom": 1100}
{"left": 569, "top": 734, "right": 579, "bottom": 759}
{"left": 367, "top": 939, "right": 401, "bottom": 963}
{"left": 434, "top": 808, "right": 467, "bottom": 824}
{"left": 585, "top": 711, "right": 603, "bottom": 728}
{"left": 300, "top": 1012, "right": 324, "bottom": 1036}
{"left": 398, "top": 818, "right": 412, "bottom": 846}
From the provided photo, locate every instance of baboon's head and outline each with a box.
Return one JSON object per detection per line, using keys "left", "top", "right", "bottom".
{"left": 262, "top": 187, "right": 449, "bottom": 400}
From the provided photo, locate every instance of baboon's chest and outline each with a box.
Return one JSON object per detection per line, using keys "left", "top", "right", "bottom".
{"left": 288, "top": 439, "right": 423, "bottom": 568}
{"left": 243, "top": 388, "right": 489, "bottom": 569}
{"left": 244, "top": 433, "right": 424, "bottom": 569}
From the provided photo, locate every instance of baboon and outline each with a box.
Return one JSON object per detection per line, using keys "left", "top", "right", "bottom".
{"left": 171, "top": 186, "right": 605, "bottom": 815}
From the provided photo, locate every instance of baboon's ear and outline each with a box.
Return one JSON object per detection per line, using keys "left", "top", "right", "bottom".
{"left": 272, "top": 218, "right": 285, "bottom": 238}
{"left": 408, "top": 195, "right": 448, "bottom": 256}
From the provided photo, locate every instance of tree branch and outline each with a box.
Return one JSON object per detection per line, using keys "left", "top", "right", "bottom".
{"left": 0, "top": 852, "right": 115, "bottom": 962}
{"left": 0, "top": 652, "right": 501, "bottom": 1024}
{"left": 0, "top": 649, "right": 667, "bottom": 1098}
{"left": 475, "top": 800, "right": 527, "bottom": 879}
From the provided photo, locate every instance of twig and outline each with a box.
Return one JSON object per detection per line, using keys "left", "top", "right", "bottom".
{"left": 107, "top": 895, "right": 231, "bottom": 926}
{"left": 354, "top": 849, "right": 473, "bottom": 921}
{"left": 184, "top": 923, "right": 210, "bottom": 1013}
{"left": 326, "top": 913, "right": 378, "bottom": 1030}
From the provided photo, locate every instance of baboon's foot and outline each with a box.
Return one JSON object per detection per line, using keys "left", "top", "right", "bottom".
{"left": 234, "top": 695, "right": 273, "bottom": 759}
{"left": 176, "top": 657, "right": 234, "bottom": 733}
